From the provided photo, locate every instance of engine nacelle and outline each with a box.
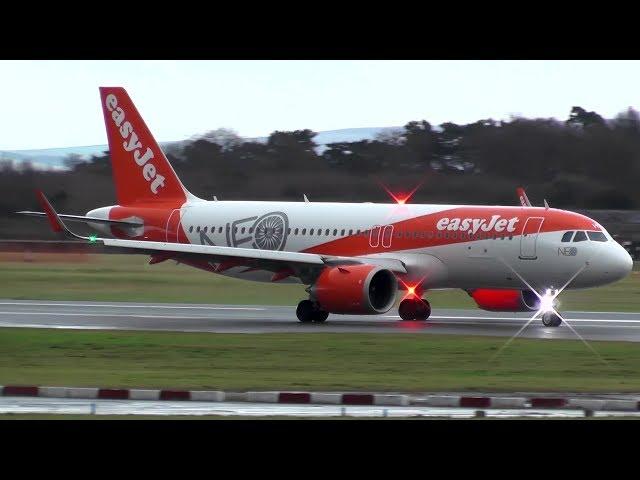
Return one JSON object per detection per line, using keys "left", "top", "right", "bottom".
{"left": 311, "top": 265, "right": 398, "bottom": 314}
{"left": 469, "top": 289, "right": 540, "bottom": 312}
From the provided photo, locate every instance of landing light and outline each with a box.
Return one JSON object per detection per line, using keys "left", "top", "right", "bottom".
{"left": 540, "top": 288, "right": 557, "bottom": 313}
{"left": 399, "top": 277, "right": 427, "bottom": 301}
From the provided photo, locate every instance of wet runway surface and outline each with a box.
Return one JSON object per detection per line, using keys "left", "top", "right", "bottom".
{"left": 1, "top": 396, "right": 632, "bottom": 418}
{"left": 1, "top": 300, "right": 640, "bottom": 342}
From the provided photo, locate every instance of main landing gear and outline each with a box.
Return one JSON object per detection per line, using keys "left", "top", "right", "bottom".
{"left": 296, "top": 299, "right": 329, "bottom": 323}
{"left": 541, "top": 311, "right": 562, "bottom": 327}
{"left": 398, "top": 298, "right": 431, "bottom": 321}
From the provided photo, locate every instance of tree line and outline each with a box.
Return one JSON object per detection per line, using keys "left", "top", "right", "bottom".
{"left": 2, "top": 106, "right": 640, "bottom": 239}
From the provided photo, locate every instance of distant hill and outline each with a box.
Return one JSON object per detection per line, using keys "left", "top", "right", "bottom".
{"left": 0, "top": 126, "right": 400, "bottom": 170}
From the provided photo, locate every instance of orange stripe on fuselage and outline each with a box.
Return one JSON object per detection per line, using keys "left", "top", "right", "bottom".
{"left": 303, "top": 206, "right": 600, "bottom": 257}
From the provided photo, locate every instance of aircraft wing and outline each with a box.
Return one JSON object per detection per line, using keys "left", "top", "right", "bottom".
{"left": 32, "top": 191, "right": 407, "bottom": 281}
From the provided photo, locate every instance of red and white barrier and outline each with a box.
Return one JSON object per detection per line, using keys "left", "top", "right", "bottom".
{"left": 0, "top": 385, "right": 637, "bottom": 411}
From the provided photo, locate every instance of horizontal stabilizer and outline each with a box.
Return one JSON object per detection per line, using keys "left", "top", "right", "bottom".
{"left": 16, "top": 211, "right": 143, "bottom": 228}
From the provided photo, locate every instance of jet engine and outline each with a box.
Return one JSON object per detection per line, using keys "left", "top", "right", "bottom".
{"left": 469, "top": 289, "right": 540, "bottom": 312}
{"left": 311, "top": 264, "right": 398, "bottom": 314}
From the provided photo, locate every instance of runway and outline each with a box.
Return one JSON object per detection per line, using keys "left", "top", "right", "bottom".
{"left": 1, "top": 300, "right": 640, "bottom": 341}
{"left": 1, "top": 396, "right": 635, "bottom": 418}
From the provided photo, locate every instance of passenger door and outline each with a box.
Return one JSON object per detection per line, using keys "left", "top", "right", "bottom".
{"left": 519, "top": 217, "right": 544, "bottom": 259}
{"left": 165, "top": 208, "right": 182, "bottom": 243}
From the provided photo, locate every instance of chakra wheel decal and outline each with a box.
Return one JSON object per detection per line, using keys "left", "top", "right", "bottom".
{"left": 251, "top": 212, "right": 288, "bottom": 251}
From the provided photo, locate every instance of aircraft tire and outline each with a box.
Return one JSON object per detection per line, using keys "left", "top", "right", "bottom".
{"left": 296, "top": 300, "right": 315, "bottom": 323}
{"left": 313, "top": 310, "right": 329, "bottom": 323}
{"left": 415, "top": 299, "right": 431, "bottom": 321}
{"left": 542, "top": 311, "right": 562, "bottom": 327}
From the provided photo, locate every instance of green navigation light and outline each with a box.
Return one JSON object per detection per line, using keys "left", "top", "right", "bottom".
{"left": 89, "top": 235, "right": 97, "bottom": 244}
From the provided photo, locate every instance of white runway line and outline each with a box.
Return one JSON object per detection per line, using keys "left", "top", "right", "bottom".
{"left": 3, "top": 310, "right": 640, "bottom": 325}
{"left": 385, "top": 314, "right": 640, "bottom": 324}
{"left": 0, "top": 302, "right": 265, "bottom": 311}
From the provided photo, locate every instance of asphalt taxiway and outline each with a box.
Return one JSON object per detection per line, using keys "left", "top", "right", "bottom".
{"left": 1, "top": 300, "right": 640, "bottom": 342}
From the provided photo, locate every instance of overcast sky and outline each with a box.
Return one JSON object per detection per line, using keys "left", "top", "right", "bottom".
{"left": 1, "top": 60, "right": 639, "bottom": 150}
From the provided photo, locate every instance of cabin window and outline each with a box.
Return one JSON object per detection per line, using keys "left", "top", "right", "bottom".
{"left": 333, "top": 229, "right": 337, "bottom": 236}
{"left": 196, "top": 226, "right": 201, "bottom": 232}
{"left": 219, "top": 227, "right": 223, "bottom": 234}
{"left": 561, "top": 231, "right": 574, "bottom": 242}
{"left": 241, "top": 227, "right": 246, "bottom": 234}
{"left": 302, "top": 228, "right": 307, "bottom": 235}
{"left": 287, "top": 228, "right": 291, "bottom": 235}
{"left": 349, "top": 229, "right": 353, "bottom": 235}
{"left": 203, "top": 227, "right": 208, "bottom": 233}
{"left": 573, "top": 231, "right": 587, "bottom": 242}
{"left": 310, "top": 229, "right": 314, "bottom": 235}
{"left": 587, "top": 231, "right": 608, "bottom": 242}
{"left": 189, "top": 226, "right": 193, "bottom": 233}
{"left": 249, "top": 227, "right": 254, "bottom": 234}
{"left": 341, "top": 229, "right": 345, "bottom": 236}
{"left": 294, "top": 228, "right": 299, "bottom": 235}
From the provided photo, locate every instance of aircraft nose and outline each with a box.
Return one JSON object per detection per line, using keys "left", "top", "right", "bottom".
{"left": 606, "top": 243, "right": 633, "bottom": 282}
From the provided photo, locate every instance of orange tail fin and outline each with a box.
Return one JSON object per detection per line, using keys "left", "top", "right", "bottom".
{"left": 99, "top": 87, "right": 196, "bottom": 206}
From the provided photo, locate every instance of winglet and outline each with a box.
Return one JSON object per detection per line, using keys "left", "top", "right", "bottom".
{"left": 36, "top": 190, "right": 64, "bottom": 233}
{"left": 35, "top": 190, "right": 87, "bottom": 240}
{"left": 516, "top": 187, "right": 532, "bottom": 207}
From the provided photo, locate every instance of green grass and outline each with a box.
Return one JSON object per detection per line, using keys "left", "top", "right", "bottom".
{"left": 2, "top": 328, "right": 640, "bottom": 393}
{"left": 1, "top": 254, "right": 640, "bottom": 311}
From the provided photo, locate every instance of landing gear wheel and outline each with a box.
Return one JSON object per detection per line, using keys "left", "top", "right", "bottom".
{"left": 296, "top": 300, "right": 315, "bottom": 323}
{"left": 399, "top": 298, "right": 431, "bottom": 321}
{"left": 296, "top": 300, "right": 329, "bottom": 323}
{"left": 542, "top": 312, "right": 562, "bottom": 327}
{"left": 415, "top": 299, "right": 431, "bottom": 321}
{"left": 312, "top": 310, "right": 329, "bottom": 323}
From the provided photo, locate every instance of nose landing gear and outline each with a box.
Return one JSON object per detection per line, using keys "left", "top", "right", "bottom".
{"left": 398, "top": 298, "right": 431, "bottom": 321}
{"left": 296, "top": 299, "right": 329, "bottom": 323}
{"left": 541, "top": 311, "right": 562, "bottom": 327}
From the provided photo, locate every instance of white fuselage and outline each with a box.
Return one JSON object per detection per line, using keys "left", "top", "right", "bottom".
{"left": 119, "top": 199, "right": 632, "bottom": 293}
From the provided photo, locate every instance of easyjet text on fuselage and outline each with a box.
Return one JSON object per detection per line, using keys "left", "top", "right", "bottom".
{"left": 436, "top": 215, "right": 519, "bottom": 234}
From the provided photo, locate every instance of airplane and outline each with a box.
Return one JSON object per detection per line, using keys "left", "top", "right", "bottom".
{"left": 19, "top": 87, "right": 633, "bottom": 327}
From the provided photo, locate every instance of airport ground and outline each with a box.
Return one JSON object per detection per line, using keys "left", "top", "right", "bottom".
{"left": 2, "top": 253, "right": 640, "bottom": 403}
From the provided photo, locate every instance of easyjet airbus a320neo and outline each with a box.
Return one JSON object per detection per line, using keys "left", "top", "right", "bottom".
{"left": 21, "top": 87, "right": 633, "bottom": 326}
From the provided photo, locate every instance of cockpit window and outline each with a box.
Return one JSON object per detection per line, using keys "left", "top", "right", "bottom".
{"left": 587, "top": 231, "right": 608, "bottom": 242}
{"left": 573, "top": 231, "right": 588, "bottom": 242}
{"left": 561, "top": 231, "right": 574, "bottom": 242}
